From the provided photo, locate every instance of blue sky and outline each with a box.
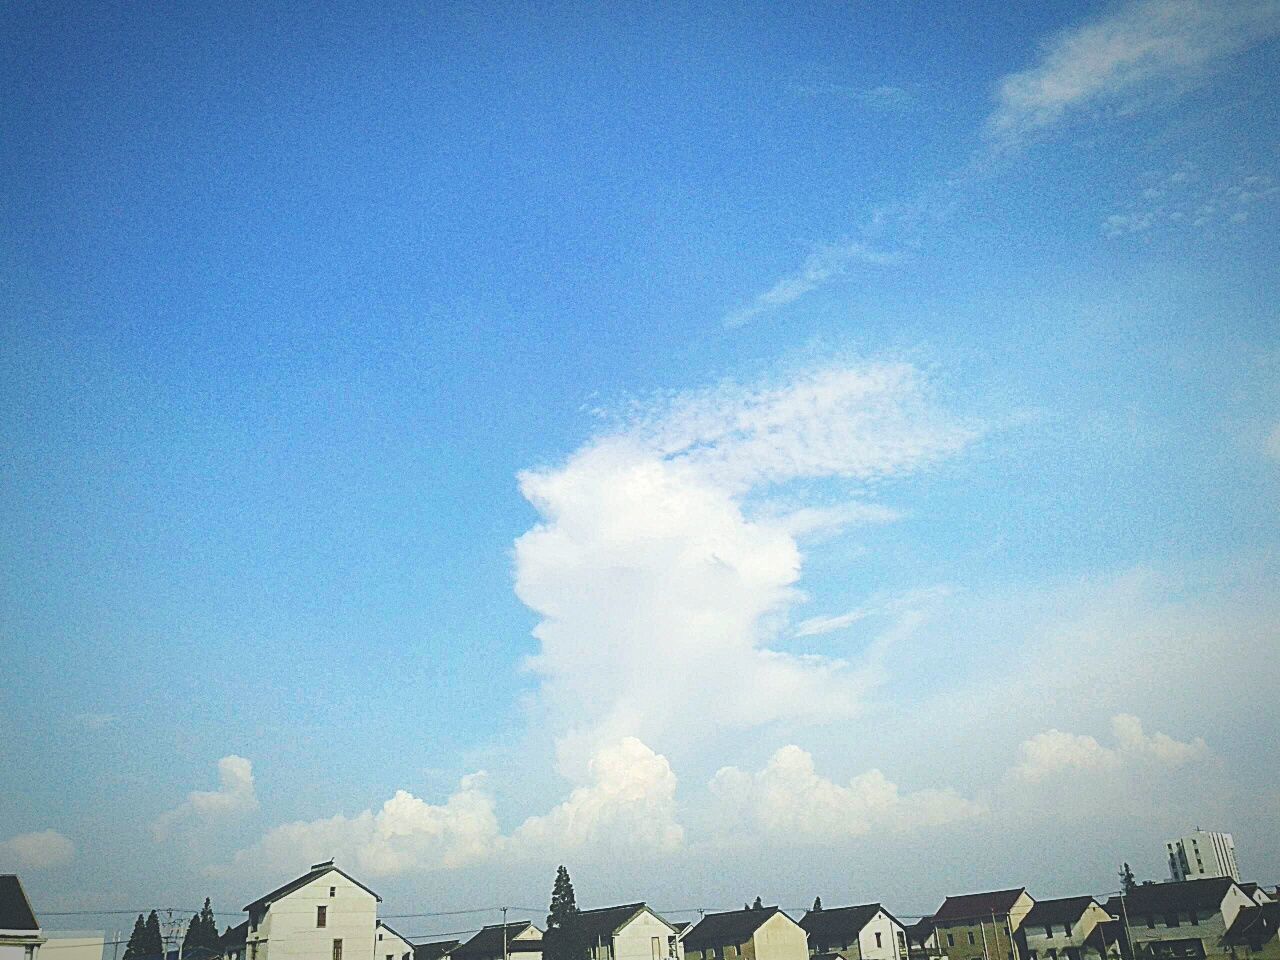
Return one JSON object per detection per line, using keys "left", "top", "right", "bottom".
{"left": 3, "top": 0, "right": 1279, "bottom": 935}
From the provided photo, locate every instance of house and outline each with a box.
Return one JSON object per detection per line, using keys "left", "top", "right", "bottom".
{"left": 906, "top": 919, "right": 942, "bottom": 960}
{"left": 413, "top": 941, "right": 460, "bottom": 960}
{"left": 377, "top": 923, "right": 414, "bottom": 960}
{"left": 452, "top": 923, "right": 543, "bottom": 960}
{"left": 242, "top": 860, "right": 381, "bottom": 960}
{"left": 1104, "top": 877, "right": 1254, "bottom": 960}
{"left": 682, "top": 907, "right": 808, "bottom": 960}
{"left": 221, "top": 921, "right": 248, "bottom": 960}
{"left": 930, "top": 888, "right": 1036, "bottom": 960}
{"left": 1238, "top": 889, "right": 1273, "bottom": 908}
{"left": 800, "top": 904, "right": 908, "bottom": 960}
{"left": 0, "top": 876, "right": 45, "bottom": 960}
{"left": 1223, "top": 903, "right": 1280, "bottom": 960}
{"left": 1018, "top": 898, "right": 1117, "bottom": 960}
{"left": 578, "top": 903, "right": 683, "bottom": 960}
{"left": 39, "top": 934, "right": 104, "bottom": 960}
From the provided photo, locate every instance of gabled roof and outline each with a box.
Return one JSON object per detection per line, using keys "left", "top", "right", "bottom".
{"left": 934, "top": 890, "right": 1028, "bottom": 924}
{"left": 672, "top": 923, "right": 692, "bottom": 935}
{"left": 578, "top": 904, "right": 673, "bottom": 942}
{"left": 1103, "top": 878, "right": 1240, "bottom": 918}
{"left": 413, "top": 941, "right": 460, "bottom": 960}
{"left": 379, "top": 921, "right": 413, "bottom": 946}
{"left": 0, "top": 876, "right": 41, "bottom": 933}
{"left": 220, "top": 921, "right": 248, "bottom": 950}
{"left": 1024, "top": 898, "right": 1099, "bottom": 928}
{"left": 800, "top": 905, "right": 893, "bottom": 943}
{"left": 683, "top": 908, "right": 790, "bottom": 951}
{"left": 906, "top": 918, "right": 935, "bottom": 946}
{"left": 453, "top": 923, "right": 541, "bottom": 959}
{"left": 244, "top": 861, "right": 381, "bottom": 912}
{"left": 1224, "top": 903, "right": 1280, "bottom": 945}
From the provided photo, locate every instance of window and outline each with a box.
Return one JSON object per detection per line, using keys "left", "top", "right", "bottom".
{"left": 948, "top": 935, "right": 955, "bottom": 947}
{"left": 251, "top": 945, "right": 259, "bottom": 960}
{"left": 877, "top": 934, "right": 883, "bottom": 948}
{"left": 1045, "top": 928, "right": 1053, "bottom": 939}
{"left": 333, "top": 940, "right": 343, "bottom": 960}
{"left": 379, "top": 934, "right": 384, "bottom": 942}
{"left": 331, "top": 887, "right": 337, "bottom": 897}
{"left": 318, "top": 906, "right": 328, "bottom": 928}
{"left": 654, "top": 939, "right": 664, "bottom": 960}
{"left": 969, "top": 933, "right": 976, "bottom": 946}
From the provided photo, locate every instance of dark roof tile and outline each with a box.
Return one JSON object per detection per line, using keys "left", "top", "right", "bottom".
{"left": 684, "top": 908, "right": 791, "bottom": 951}
{"left": 0, "top": 876, "right": 40, "bottom": 933}
{"left": 1103, "top": 879, "right": 1239, "bottom": 918}
{"left": 1024, "top": 898, "right": 1099, "bottom": 928}
{"left": 934, "top": 890, "right": 1028, "bottom": 924}
{"left": 244, "top": 862, "right": 381, "bottom": 912}
{"left": 800, "top": 905, "right": 889, "bottom": 943}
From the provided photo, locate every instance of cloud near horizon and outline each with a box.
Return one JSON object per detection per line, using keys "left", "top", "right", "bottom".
{"left": 0, "top": 830, "right": 75, "bottom": 870}
{"left": 153, "top": 755, "right": 259, "bottom": 841}
{"left": 710, "top": 745, "right": 983, "bottom": 841}
{"left": 1009, "top": 713, "right": 1209, "bottom": 783}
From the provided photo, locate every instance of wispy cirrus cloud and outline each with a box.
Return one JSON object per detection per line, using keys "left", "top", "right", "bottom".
{"left": 988, "top": 0, "right": 1280, "bottom": 146}
{"left": 723, "top": 242, "right": 902, "bottom": 327}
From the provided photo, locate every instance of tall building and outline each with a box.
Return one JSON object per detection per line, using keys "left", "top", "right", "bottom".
{"left": 1167, "top": 830, "right": 1240, "bottom": 881}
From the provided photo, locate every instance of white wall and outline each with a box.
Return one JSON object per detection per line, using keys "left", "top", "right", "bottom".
{"left": 858, "top": 913, "right": 905, "bottom": 960}
{"left": 376, "top": 927, "right": 413, "bottom": 960}
{"left": 251, "top": 871, "right": 377, "bottom": 960}
{"left": 615, "top": 911, "right": 683, "bottom": 960}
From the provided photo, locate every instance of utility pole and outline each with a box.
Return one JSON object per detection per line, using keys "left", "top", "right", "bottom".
{"left": 502, "top": 907, "right": 509, "bottom": 960}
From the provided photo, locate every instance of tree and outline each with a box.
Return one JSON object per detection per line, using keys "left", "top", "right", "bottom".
{"left": 1119, "top": 863, "right": 1138, "bottom": 895}
{"left": 812, "top": 898, "right": 823, "bottom": 912}
{"left": 546, "top": 866, "right": 587, "bottom": 960}
{"left": 183, "top": 899, "right": 220, "bottom": 959}
{"left": 123, "top": 915, "right": 147, "bottom": 960}
{"left": 752, "top": 898, "right": 763, "bottom": 911}
{"left": 143, "top": 910, "right": 164, "bottom": 960}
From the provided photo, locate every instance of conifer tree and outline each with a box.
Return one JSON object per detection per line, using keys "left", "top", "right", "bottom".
{"left": 546, "top": 866, "right": 586, "bottom": 960}
{"left": 1119, "top": 863, "right": 1138, "bottom": 895}
{"left": 144, "top": 910, "right": 164, "bottom": 960}
{"left": 752, "top": 898, "right": 763, "bottom": 911}
{"left": 123, "top": 915, "right": 147, "bottom": 960}
{"left": 812, "top": 898, "right": 823, "bottom": 912}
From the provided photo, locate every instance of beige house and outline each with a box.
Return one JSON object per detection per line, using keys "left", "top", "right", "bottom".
{"left": 1019, "top": 898, "right": 1117, "bottom": 960}
{"left": 1224, "top": 903, "right": 1280, "bottom": 960}
{"left": 800, "top": 904, "right": 908, "bottom": 960}
{"left": 243, "top": 861, "right": 380, "bottom": 960}
{"left": 0, "top": 876, "right": 45, "bottom": 960}
{"left": 579, "top": 904, "right": 684, "bottom": 960}
{"left": 931, "top": 888, "right": 1036, "bottom": 960}
{"left": 683, "top": 907, "right": 808, "bottom": 960}
{"left": 377, "top": 923, "right": 414, "bottom": 960}
{"left": 452, "top": 923, "right": 543, "bottom": 960}
{"left": 1105, "top": 878, "right": 1255, "bottom": 960}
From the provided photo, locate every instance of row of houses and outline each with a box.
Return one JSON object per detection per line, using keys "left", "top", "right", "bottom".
{"left": 4, "top": 866, "right": 1279, "bottom": 960}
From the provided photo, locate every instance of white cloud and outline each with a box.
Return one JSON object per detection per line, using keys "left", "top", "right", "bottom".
{"left": 1009, "top": 714, "right": 1208, "bottom": 783}
{"left": 724, "top": 242, "right": 901, "bottom": 327}
{"left": 989, "top": 0, "right": 1280, "bottom": 145}
{"left": 0, "top": 830, "right": 75, "bottom": 870}
{"left": 510, "top": 737, "right": 683, "bottom": 858}
{"left": 515, "top": 362, "right": 976, "bottom": 771}
{"left": 709, "top": 745, "right": 982, "bottom": 842}
{"left": 152, "top": 755, "right": 259, "bottom": 840}
{"left": 224, "top": 772, "right": 501, "bottom": 878}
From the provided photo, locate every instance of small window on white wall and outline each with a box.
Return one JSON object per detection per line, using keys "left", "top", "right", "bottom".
{"left": 876, "top": 934, "right": 883, "bottom": 948}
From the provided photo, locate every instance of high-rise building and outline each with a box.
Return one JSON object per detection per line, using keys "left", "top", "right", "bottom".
{"left": 1167, "top": 830, "right": 1240, "bottom": 881}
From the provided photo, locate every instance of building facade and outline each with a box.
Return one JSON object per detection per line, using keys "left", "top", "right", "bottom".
{"left": 1106, "top": 877, "right": 1254, "bottom": 960}
{"left": 0, "top": 877, "right": 45, "bottom": 960}
{"left": 683, "top": 908, "right": 808, "bottom": 960}
{"left": 1168, "top": 834, "right": 1241, "bottom": 883}
{"left": 801, "top": 905, "right": 908, "bottom": 960}
{"left": 242, "top": 861, "right": 380, "bottom": 960}
{"left": 931, "top": 889, "right": 1036, "bottom": 960}
{"left": 579, "top": 904, "right": 683, "bottom": 960}
{"left": 1019, "top": 898, "right": 1117, "bottom": 960}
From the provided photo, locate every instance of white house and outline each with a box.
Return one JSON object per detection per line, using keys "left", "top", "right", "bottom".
{"left": 1105, "top": 877, "right": 1254, "bottom": 960}
{"left": 1018, "top": 897, "right": 1117, "bottom": 960}
{"left": 452, "top": 923, "right": 543, "bottom": 960}
{"left": 683, "top": 907, "right": 808, "bottom": 960}
{"left": 376, "top": 923, "right": 414, "bottom": 960}
{"left": 0, "top": 876, "right": 45, "bottom": 960}
{"left": 801, "top": 904, "right": 908, "bottom": 960}
{"left": 243, "top": 861, "right": 380, "bottom": 960}
{"left": 579, "top": 903, "right": 684, "bottom": 960}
